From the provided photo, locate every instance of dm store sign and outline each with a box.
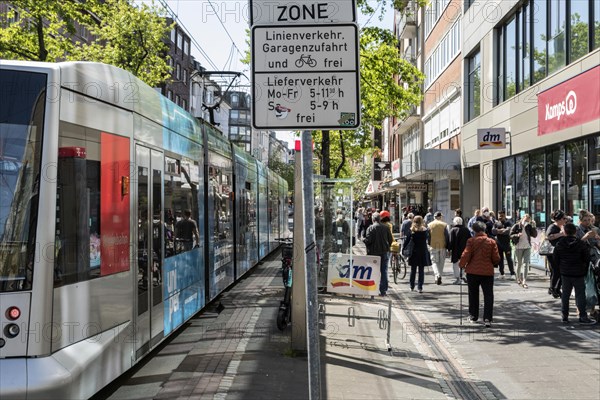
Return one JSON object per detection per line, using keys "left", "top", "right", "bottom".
{"left": 327, "top": 254, "right": 381, "bottom": 296}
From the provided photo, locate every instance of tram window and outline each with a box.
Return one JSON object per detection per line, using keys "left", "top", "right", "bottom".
{"left": 54, "top": 122, "right": 130, "bottom": 287}
{"left": 164, "top": 156, "right": 200, "bottom": 257}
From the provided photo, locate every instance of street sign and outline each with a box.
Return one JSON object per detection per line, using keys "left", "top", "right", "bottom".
{"left": 250, "top": 0, "right": 356, "bottom": 25}
{"left": 251, "top": 24, "right": 360, "bottom": 130}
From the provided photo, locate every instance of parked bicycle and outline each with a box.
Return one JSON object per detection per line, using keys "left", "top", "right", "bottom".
{"left": 390, "top": 239, "right": 407, "bottom": 284}
{"left": 275, "top": 237, "right": 293, "bottom": 331}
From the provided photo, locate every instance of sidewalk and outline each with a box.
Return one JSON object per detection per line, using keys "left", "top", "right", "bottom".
{"left": 100, "top": 240, "right": 600, "bottom": 400}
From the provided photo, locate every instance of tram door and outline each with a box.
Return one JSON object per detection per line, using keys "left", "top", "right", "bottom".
{"left": 135, "top": 145, "right": 164, "bottom": 359}
{"left": 589, "top": 175, "right": 600, "bottom": 228}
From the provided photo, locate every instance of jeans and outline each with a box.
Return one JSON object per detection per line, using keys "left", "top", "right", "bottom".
{"left": 452, "top": 262, "right": 461, "bottom": 279}
{"left": 410, "top": 264, "right": 425, "bottom": 290}
{"left": 467, "top": 273, "right": 494, "bottom": 321}
{"left": 561, "top": 275, "right": 587, "bottom": 319}
{"left": 431, "top": 248, "right": 446, "bottom": 277}
{"left": 379, "top": 252, "right": 389, "bottom": 295}
{"left": 515, "top": 247, "right": 531, "bottom": 281}
{"left": 498, "top": 249, "right": 515, "bottom": 276}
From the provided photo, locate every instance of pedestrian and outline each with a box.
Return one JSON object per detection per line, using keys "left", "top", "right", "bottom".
{"left": 553, "top": 222, "right": 596, "bottom": 324}
{"left": 428, "top": 211, "right": 449, "bottom": 285}
{"left": 406, "top": 215, "right": 431, "bottom": 293}
{"left": 355, "top": 207, "right": 365, "bottom": 238}
{"left": 361, "top": 209, "right": 373, "bottom": 238}
{"left": 401, "top": 213, "right": 414, "bottom": 252}
{"left": 510, "top": 214, "right": 537, "bottom": 288}
{"left": 468, "top": 209, "right": 481, "bottom": 234}
{"left": 492, "top": 210, "right": 515, "bottom": 279}
{"left": 363, "top": 212, "right": 393, "bottom": 296}
{"left": 175, "top": 209, "right": 200, "bottom": 252}
{"left": 546, "top": 210, "right": 568, "bottom": 298}
{"left": 449, "top": 217, "right": 471, "bottom": 285}
{"left": 380, "top": 210, "right": 393, "bottom": 237}
{"left": 424, "top": 207, "right": 434, "bottom": 226}
{"left": 332, "top": 209, "right": 350, "bottom": 253}
{"left": 459, "top": 221, "right": 500, "bottom": 327}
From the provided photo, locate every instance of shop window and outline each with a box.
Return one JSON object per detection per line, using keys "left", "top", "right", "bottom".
{"left": 502, "top": 158, "right": 515, "bottom": 220}
{"left": 529, "top": 151, "right": 546, "bottom": 227}
{"left": 515, "top": 155, "right": 529, "bottom": 220}
{"left": 566, "top": 140, "right": 588, "bottom": 216}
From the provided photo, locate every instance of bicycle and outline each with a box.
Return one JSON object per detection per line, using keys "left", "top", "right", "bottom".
{"left": 390, "top": 239, "right": 407, "bottom": 284}
{"left": 275, "top": 237, "right": 293, "bottom": 331}
{"left": 295, "top": 54, "right": 317, "bottom": 68}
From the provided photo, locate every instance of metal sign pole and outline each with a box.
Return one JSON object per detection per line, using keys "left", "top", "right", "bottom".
{"left": 301, "top": 130, "right": 321, "bottom": 400}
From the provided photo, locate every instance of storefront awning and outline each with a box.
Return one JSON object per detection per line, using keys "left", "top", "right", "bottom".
{"left": 401, "top": 149, "right": 460, "bottom": 180}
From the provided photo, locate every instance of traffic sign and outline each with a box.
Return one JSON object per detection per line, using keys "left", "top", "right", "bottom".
{"left": 250, "top": 0, "right": 356, "bottom": 25}
{"left": 251, "top": 24, "right": 360, "bottom": 130}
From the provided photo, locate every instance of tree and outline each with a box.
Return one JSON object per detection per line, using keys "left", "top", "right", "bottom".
{"left": 0, "top": 0, "right": 172, "bottom": 87}
{"left": 268, "top": 157, "right": 294, "bottom": 195}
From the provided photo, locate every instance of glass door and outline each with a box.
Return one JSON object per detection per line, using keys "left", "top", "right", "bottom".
{"left": 135, "top": 145, "right": 164, "bottom": 359}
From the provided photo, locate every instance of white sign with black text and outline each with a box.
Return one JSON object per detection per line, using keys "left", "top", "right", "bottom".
{"left": 250, "top": 0, "right": 356, "bottom": 25}
{"left": 251, "top": 23, "right": 360, "bottom": 130}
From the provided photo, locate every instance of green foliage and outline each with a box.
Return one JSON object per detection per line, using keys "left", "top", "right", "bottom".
{"left": 268, "top": 157, "right": 294, "bottom": 195}
{"left": 0, "top": 0, "right": 172, "bottom": 87}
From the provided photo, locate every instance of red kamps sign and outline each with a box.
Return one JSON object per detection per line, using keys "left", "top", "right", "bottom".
{"left": 537, "top": 65, "right": 600, "bottom": 136}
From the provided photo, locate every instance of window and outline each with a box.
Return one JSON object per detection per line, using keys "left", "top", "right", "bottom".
{"left": 176, "top": 63, "right": 181, "bottom": 80}
{"left": 182, "top": 69, "right": 187, "bottom": 85}
{"left": 533, "top": 0, "right": 547, "bottom": 83}
{"left": 175, "top": 95, "right": 180, "bottom": 106}
{"left": 171, "top": 28, "right": 176, "bottom": 43}
{"left": 566, "top": 140, "right": 588, "bottom": 216}
{"left": 515, "top": 155, "right": 530, "bottom": 219}
{"left": 177, "top": 31, "right": 183, "bottom": 52}
{"left": 548, "top": 0, "right": 566, "bottom": 74}
{"left": 54, "top": 122, "right": 131, "bottom": 287}
{"left": 521, "top": 3, "right": 531, "bottom": 90}
{"left": 230, "top": 93, "right": 239, "bottom": 106}
{"left": 424, "top": 19, "right": 461, "bottom": 89}
{"left": 570, "top": 0, "right": 590, "bottom": 61}
{"left": 467, "top": 50, "right": 481, "bottom": 121}
{"left": 595, "top": 0, "right": 600, "bottom": 49}
{"left": 529, "top": 151, "right": 545, "bottom": 226}
{"left": 167, "top": 90, "right": 173, "bottom": 100}
{"left": 505, "top": 17, "right": 517, "bottom": 98}
{"left": 182, "top": 99, "right": 187, "bottom": 110}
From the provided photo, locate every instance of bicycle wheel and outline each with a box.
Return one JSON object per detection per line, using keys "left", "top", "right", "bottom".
{"left": 391, "top": 254, "right": 398, "bottom": 284}
{"left": 399, "top": 255, "right": 407, "bottom": 280}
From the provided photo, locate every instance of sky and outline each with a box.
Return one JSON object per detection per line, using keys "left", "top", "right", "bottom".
{"left": 152, "top": 0, "right": 395, "bottom": 146}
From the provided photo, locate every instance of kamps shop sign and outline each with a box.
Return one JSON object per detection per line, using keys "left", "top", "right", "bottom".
{"left": 538, "top": 65, "right": 600, "bottom": 136}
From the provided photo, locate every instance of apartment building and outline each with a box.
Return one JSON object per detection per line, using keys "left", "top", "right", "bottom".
{"left": 385, "top": 0, "right": 462, "bottom": 223}
{"left": 462, "top": 0, "right": 600, "bottom": 234}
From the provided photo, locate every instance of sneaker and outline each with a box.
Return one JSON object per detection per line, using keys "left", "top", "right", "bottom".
{"left": 410, "top": 286, "right": 415, "bottom": 292}
{"left": 418, "top": 288, "right": 423, "bottom": 293}
{"left": 436, "top": 276, "right": 442, "bottom": 285}
{"left": 484, "top": 319, "right": 492, "bottom": 328}
{"left": 462, "top": 277, "right": 468, "bottom": 284}
{"left": 510, "top": 274, "right": 516, "bottom": 280}
{"left": 468, "top": 316, "right": 478, "bottom": 323}
{"left": 579, "top": 317, "right": 596, "bottom": 325}
{"left": 499, "top": 274, "right": 505, "bottom": 280}
{"left": 452, "top": 278, "right": 461, "bottom": 285}
{"left": 562, "top": 315, "right": 569, "bottom": 324}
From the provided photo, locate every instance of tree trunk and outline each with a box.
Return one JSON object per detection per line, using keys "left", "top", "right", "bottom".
{"left": 334, "top": 131, "right": 346, "bottom": 178}
{"left": 36, "top": 16, "right": 48, "bottom": 61}
{"left": 321, "top": 130, "right": 330, "bottom": 178}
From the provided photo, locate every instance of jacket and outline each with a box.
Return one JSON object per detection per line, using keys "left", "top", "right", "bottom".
{"left": 510, "top": 222, "right": 537, "bottom": 246}
{"left": 553, "top": 236, "right": 591, "bottom": 277}
{"left": 363, "top": 222, "right": 393, "bottom": 256}
{"left": 459, "top": 233, "right": 500, "bottom": 276}
{"left": 428, "top": 219, "right": 449, "bottom": 249}
{"left": 449, "top": 225, "right": 471, "bottom": 263}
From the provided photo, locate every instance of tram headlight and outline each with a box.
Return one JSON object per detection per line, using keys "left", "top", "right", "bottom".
{"left": 4, "top": 323, "right": 20, "bottom": 338}
{"left": 6, "top": 306, "right": 21, "bottom": 320}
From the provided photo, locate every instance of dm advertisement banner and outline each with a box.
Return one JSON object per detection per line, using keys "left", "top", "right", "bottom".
{"left": 327, "top": 254, "right": 381, "bottom": 296}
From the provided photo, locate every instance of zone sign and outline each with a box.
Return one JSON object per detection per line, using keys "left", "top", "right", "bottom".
{"left": 250, "top": 1, "right": 356, "bottom": 25}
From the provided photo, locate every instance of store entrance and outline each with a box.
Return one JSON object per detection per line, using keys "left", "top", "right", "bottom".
{"left": 589, "top": 174, "right": 600, "bottom": 227}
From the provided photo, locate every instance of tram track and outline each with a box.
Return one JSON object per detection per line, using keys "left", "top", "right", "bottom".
{"left": 391, "top": 290, "right": 499, "bottom": 400}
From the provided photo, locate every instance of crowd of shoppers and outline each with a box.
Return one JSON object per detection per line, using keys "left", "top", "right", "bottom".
{"left": 348, "top": 204, "right": 600, "bottom": 327}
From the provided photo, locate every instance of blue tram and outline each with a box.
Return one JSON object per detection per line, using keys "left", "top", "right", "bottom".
{"left": 0, "top": 61, "right": 288, "bottom": 399}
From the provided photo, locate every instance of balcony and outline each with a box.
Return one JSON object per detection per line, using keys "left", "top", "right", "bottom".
{"left": 396, "top": 1, "right": 417, "bottom": 39}
{"left": 402, "top": 45, "right": 416, "bottom": 65}
{"left": 392, "top": 105, "right": 420, "bottom": 136}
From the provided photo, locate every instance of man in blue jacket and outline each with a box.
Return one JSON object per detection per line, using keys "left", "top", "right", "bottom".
{"left": 554, "top": 223, "right": 596, "bottom": 324}
{"left": 363, "top": 212, "right": 393, "bottom": 296}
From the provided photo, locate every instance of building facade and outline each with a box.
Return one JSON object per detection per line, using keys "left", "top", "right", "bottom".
{"left": 462, "top": 0, "right": 600, "bottom": 235}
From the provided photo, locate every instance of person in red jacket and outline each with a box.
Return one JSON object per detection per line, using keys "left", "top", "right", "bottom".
{"left": 459, "top": 221, "right": 500, "bottom": 327}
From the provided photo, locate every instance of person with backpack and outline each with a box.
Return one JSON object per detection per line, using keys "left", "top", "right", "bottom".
{"left": 510, "top": 214, "right": 537, "bottom": 288}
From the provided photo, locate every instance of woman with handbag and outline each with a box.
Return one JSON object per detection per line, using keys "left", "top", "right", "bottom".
{"left": 407, "top": 215, "right": 431, "bottom": 293}
{"left": 510, "top": 214, "right": 537, "bottom": 288}
{"left": 459, "top": 221, "right": 501, "bottom": 327}
{"left": 546, "top": 210, "right": 568, "bottom": 298}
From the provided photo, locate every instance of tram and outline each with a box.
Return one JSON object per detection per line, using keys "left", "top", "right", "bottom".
{"left": 0, "top": 60, "right": 288, "bottom": 399}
